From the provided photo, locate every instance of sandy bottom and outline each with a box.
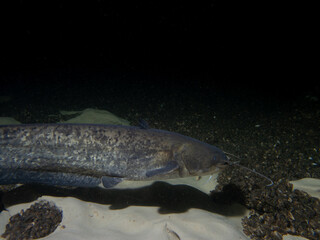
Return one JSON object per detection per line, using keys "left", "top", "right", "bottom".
{"left": 0, "top": 175, "right": 249, "bottom": 240}
{"left": 1, "top": 196, "right": 247, "bottom": 240}
{"left": 1, "top": 176, "right": 317, "bottom": 240}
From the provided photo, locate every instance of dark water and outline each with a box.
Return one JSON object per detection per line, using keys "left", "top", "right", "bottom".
{"left": 0, "top": 1, "right": 319, "bottom": 239}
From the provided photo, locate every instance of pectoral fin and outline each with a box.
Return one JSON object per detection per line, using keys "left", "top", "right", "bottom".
{"left": 146, "top": 161, "right": 179, "bottom": 178}
{"left": 101, "top": 176, "right": 123, "bottom": 188}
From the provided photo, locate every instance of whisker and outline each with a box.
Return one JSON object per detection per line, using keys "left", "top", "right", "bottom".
{"left": 205, "top": 175, "right": 214, "bottom": 184}
{"left": 223, "top": 152, "right": 274, "bottom": 187}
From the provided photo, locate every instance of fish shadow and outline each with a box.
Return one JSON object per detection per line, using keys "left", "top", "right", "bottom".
{"left": 0, "top": 182, "right": 247, "bottom": 216}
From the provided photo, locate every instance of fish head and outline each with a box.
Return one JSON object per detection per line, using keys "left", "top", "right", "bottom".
{"left": 180, "top": 142, "right": 228, "bottom": 176}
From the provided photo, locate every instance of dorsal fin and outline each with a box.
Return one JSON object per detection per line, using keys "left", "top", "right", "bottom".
{"left": 138, "top": 119, "right": 150, "bottom": 129}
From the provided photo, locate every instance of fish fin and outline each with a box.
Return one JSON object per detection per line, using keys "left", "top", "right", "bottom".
{"left": 101, "top": 176, "right": 123, "bottom": 188}
{"left": 172, "top": 143, "right": 190, "bottom": 178}
{"left": 146, "top": 161, "right": 179, "bottom": 178}
{"left": 0, "top": 169, "right": 101, "bottom": 187}
{"left": 138, "top": 119, "right": 150, "bottom": 129}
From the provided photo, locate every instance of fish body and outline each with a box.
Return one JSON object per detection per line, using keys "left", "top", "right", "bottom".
{"left": 0, "top": 124, "right": 227, "bottom": 188}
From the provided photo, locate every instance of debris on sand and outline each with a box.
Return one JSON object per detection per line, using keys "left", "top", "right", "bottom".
{"left": 1, "top": 200, "right": 62, "bottom": 240}
{"left": 216, "top": 167, "right": 320, "bottom": 240}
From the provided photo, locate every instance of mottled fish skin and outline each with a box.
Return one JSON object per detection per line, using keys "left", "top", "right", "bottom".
{"left": 0, "top": 124, "right": 228, "bottom": 188}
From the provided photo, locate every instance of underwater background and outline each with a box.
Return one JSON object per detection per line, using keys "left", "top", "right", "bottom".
{"left": 0, "top": 1, "right": 319, "bottom": 239}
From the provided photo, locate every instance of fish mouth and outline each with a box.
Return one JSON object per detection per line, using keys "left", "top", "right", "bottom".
{"left": 217, "top": 161, "right": 229, "bottom": 169}
{"left": 195, "top": 163, "right": 227, "bottom": 176}
{"left": 188, "top": 167, "right": 219, "bottom": 176}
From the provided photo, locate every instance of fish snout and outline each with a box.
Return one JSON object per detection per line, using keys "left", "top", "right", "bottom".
{"left": 205, "top": 150, "right": 229, "bottom": 173}
{"left": 185, "top": 151, "right": 228, "bottom": 176}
